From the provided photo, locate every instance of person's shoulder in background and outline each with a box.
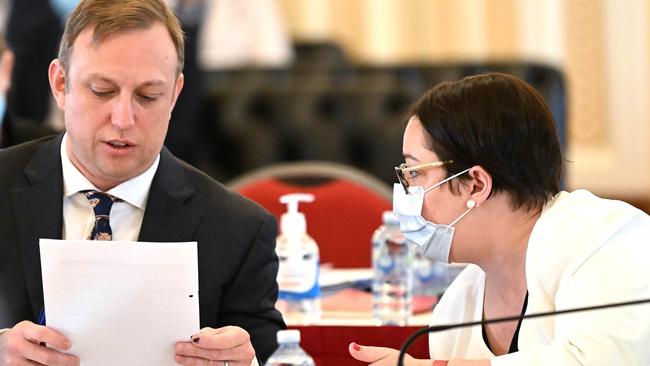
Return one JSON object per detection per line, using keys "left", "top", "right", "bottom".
{"left": 1, "top": 113, "right": 59, "bottom": 149}
{"left": 0, "top": 134, "right": 59, "bottom": 188}
{"left": 0, "top": 29, "right": 59, "bottom": 149}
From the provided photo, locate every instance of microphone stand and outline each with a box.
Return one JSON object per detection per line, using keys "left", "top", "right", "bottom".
{"left": 397, "top": 298, "right": 650, "bottom": 366}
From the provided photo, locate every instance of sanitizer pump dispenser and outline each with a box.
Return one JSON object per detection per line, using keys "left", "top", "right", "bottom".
{"left": 279, "top": 194, "right": 313, "bottom": 238}
{"left": 275, "top": 193, "right": 321, "bottom": 324}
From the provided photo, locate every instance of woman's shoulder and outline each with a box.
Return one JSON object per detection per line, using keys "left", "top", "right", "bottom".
{"left": 539, "top": 190, "right": 649, "bottom": 230}
{"left": 532, "top": 189, "right": 650, "bottom": 252}
{"left": 527, "top": 189, "right": 650, "bottom": 294}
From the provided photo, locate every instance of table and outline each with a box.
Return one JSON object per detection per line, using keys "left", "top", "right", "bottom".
{"left": 278, "top": 265, "right": 466, "bottom": 365}
{"left": 288, "top": 325, "right": 430, "bottom": 366}
{"left": 283, "top": 288, "right": 436, "bottom": 366}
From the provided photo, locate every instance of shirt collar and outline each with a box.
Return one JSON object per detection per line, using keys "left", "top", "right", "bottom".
{"left": 60, "top": 133, "right": 160, "bottom": 210}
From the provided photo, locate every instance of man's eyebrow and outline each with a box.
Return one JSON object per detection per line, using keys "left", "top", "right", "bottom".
{"left": 87, "top": 74, "right": 166, "bottom": 87}
{"left": 139, "top": 80, "right": 166, "bottom": 87}
{"left": 87, "top": 74, "right": 117, "bottom": 85}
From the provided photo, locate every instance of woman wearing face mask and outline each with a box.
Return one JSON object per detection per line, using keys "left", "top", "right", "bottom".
{"left": 348, "top": 73, "right": 650, "bottom": 366}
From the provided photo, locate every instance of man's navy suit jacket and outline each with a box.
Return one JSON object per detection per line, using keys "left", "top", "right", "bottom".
{"left": 0, "top": 135, "right": 285, "bottom": 361}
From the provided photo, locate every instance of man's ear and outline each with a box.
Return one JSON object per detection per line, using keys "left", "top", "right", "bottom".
{"left": 48, "top": 59, "right": 67, "bottom": 110}
{"left": 466, "top": 166, "right": 493, "bottom": 207}
{"left": 169, "top": 72, "right": 184, "bottom": 116}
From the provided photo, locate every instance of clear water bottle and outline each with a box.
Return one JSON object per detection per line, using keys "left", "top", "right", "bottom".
{"left": 371, "top": 211, "right": 413, "bottom": 326}
{"left": 412, "top": 249, "right": 446, "bottom": 297}
{"left": 264, "top": 329, "right": 315, "bottom": 366}
{"left": 275, "top": 194, "right": 321, "bottom": 324}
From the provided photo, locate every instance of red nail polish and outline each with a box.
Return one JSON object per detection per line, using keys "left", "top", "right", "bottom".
{"left": 352, "top": 342, "right": 361, "bottom": 351}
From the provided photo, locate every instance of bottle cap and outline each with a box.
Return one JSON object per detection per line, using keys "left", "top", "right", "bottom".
{"left": 383, "top": 211, "right": 399, "bottom": 226}
{"left": 276, "top": 329, "right": 301, "bottom": 344}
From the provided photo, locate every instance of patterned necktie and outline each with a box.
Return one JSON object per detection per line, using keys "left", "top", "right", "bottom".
{"left": 81, "top": 190, "right": 121, "bottom": 241}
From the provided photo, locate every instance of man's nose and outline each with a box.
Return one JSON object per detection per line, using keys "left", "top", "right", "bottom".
{"left": 111, "top": 95, "right": 135, "bottom": 129}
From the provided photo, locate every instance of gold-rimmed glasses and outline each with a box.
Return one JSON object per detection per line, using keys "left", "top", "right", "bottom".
{"left": 394, "top": 160, "right": 453, "bottom": 194}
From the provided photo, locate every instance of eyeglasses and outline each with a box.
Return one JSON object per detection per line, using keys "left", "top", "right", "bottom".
{"left": 394, "top": 160, "right": 453, "bottom": 194}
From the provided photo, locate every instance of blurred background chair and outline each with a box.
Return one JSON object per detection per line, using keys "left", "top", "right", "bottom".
{"left": 228, "top": 161, "right": 392, "bottom": 268}
{"left": 198, "top": 50, "right": 567, "bottom": 187}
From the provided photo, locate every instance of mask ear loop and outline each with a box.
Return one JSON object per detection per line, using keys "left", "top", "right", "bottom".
{"left": 423, "top": 168, "right": 471, "bottom": 194}
{"left": 449, "top": 199, "right": 476, "bottom": 226}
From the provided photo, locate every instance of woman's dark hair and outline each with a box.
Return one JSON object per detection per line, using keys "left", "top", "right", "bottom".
{"left": 408, "top": 72, "right": 562, "bottom": 210}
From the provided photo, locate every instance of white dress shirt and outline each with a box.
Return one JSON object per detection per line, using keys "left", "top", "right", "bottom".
{"left": 60, "top": 134, "right": 159, "bottom": 241}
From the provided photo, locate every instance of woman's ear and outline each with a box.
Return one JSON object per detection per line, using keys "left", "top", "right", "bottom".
{"left": 466, "top": 166, "right": 492, "bottom": 207}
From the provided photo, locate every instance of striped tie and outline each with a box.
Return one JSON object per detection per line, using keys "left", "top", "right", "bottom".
{"left": 81, "top": 190, "right": 121, "bottom": 241}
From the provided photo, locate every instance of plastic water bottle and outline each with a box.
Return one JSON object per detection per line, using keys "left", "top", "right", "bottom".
{"left": 371, "top": 211, "right": 413, "bottom": 326}
{"left": 275, "top": 194, "right": 322, "bottom": 324}
{"left": 264, "top": 329, "right": 315, "bottom": 366}
{"left": 412, "top": 249, "right": 446, "bottom": 297}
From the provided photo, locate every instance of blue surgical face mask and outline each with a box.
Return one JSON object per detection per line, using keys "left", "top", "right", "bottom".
{"left": 392, "top": 168, "right": 473, "bottom": 263}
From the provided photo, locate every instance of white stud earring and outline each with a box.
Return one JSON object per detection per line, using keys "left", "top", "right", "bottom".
{"left": 466, "top": 199, "right": 476, "bottom": 209}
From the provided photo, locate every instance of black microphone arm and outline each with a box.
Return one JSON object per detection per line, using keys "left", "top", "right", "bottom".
{"left": 396, "top": 297, "right": 650, "bottom": 366}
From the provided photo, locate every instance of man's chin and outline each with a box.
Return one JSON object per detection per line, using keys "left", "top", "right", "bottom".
{"left": 92, "top": 166, "right": 141, "bottom": 189}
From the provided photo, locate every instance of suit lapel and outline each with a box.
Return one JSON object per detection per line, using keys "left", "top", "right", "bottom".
{"left": 138, "top": 147, "right": 200, "bottom": 242}
{"left": 9, "top": 140, "right": 200, "bottom": 318}
{"left": 10, "top": 135, "right": 64, "bottom": 319}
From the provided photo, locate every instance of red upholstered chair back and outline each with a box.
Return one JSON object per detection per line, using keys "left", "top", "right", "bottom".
{"left": 229, "top": 162, "right": 392, "bottom": 268}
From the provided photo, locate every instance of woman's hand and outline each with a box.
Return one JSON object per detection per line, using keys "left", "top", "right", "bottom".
{"left": 348, "top": 342, "right": 491, "bottom": 366}
{"left": 348, "top": 342, "right": 430, "bottom": 366}
{"left": 175, "top": 326, "right": 256, "bottom": 366}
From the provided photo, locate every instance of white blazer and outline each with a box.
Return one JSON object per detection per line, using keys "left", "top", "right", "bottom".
{"left": 428, "top": 190, "right": 650, "bottom": 365}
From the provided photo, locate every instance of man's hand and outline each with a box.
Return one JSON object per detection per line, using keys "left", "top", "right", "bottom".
{"left": 348, "top": 342, "right": 431, "bottom": 366}
{"left": 0, "top": 321, "right": 79, "bottom": 365}
{"left": 175, "top": 326, "right": 256, "bottom": 366}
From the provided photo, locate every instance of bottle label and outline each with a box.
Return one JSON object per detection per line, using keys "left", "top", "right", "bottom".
{"left": 277, "top": 251, "right": 320, "bottom": 300}
{"left": 414, "top": 256, "right": 435, "bottom": 281}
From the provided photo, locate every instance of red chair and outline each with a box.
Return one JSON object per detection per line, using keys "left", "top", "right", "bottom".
{"left": 228, "top": 161, "right": 392, "bottom": 268}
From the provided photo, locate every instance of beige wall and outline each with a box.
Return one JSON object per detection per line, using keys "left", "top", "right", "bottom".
{"left": 277, "top": 0, "right": 650, "bottom": 202}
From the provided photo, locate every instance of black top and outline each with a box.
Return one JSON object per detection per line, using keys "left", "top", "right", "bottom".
{"left": 482, "top": 291, "right": 529, "bottom": 354}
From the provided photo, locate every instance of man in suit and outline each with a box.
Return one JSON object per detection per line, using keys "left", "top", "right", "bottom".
{"left": 0, "top": 0, "right": 284, "bottom": 365}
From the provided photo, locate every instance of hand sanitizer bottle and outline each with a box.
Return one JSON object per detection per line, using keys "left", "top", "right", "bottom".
{"left": 275, "top": 193, "right": 321, "bottom": 324}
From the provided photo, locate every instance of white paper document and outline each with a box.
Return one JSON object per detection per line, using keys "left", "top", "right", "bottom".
{"left": 40, "top": 239, "right": 200, "bottom": 366}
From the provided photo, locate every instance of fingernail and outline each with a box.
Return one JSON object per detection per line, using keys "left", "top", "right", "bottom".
{"left": 352, "top": 342, "right": 361, "bottom": 351}
{"left": 192, "top": 336, "right": 200, "bottom": 344}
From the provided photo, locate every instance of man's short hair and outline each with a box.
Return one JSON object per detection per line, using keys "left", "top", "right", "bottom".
{"left": 58, "top": 0, "right": 184, "bottom": 75}
{"left": 408, "top": 72, "right": 563, "bottom": 211}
